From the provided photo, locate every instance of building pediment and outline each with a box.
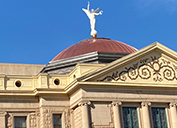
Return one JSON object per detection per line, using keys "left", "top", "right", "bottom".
{"left": 96, "top": 54, "right": 177, "bottom": 84}
{"left": 78, "top": 42, "right": 177, "bottom": 85}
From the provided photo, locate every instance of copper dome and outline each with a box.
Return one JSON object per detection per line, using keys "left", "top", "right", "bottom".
{"left": 52, "top": 38, "right": 137, "bottom": 61}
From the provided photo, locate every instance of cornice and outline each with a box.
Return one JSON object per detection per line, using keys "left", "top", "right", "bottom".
{"left": 0, "top": 88, "right": 66, "bottom": 96}
{"left": 34, "top": 88, "right": 66, "bottom": 96}
{"left": 64, "top": 79, "right": 79, "bottom": 93}
{"left": 0, "top": 90, "right": 35, "bottom": 96}
{"left": 65, "top": 81, "right": 177, "bottom": 91}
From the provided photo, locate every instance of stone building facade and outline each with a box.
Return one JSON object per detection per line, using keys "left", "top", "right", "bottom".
{"left": 0, "top": 38, "right": 177, "bottom": 128}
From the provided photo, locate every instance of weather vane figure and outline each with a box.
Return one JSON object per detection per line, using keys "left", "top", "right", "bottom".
{"left": 82, "top": 2, "right": 103, "bottom": 38}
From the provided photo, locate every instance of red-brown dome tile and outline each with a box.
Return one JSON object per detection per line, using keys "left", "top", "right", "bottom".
{"left": 52, "top": 38, "right": 137, "bottom": 61}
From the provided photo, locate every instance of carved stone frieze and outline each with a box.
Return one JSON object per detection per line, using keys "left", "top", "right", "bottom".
{"left": 40, "top": 107, "right": 71, "bottom": 128}
{"left": 110, "top": 105, "right": 114, "bottom": 124}
{"left": 6, "top": 113, "right": 12, "bottom": 128}
{"left": 98, "top": 56, "right": 177, "bottom": 82}
{"left": 64, "top": 108, "right": 71, "bottom": 128}
{"left": 41, "top": 109, "right": 52, "bottom": 128}
{"left": 29, "top": 113, "right": 37, "bottom": 128}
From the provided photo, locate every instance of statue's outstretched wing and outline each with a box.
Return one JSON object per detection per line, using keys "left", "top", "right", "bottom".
{"left": 82, "top": 8, "right": 90, "bottom": 16}
{"left": 82, "top": 8, "right": 89, "bottom": 13}
{"left": 94, "top": 8, "right": 99, "bottom": 13}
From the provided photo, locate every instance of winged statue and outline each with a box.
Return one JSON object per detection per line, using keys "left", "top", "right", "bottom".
{"left": 82, "top": 2, "right": 103, "bottom": 37}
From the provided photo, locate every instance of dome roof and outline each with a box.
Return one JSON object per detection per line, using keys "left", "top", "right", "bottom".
{"left": 52, "top": 38, "right": 137, "bottom": 61}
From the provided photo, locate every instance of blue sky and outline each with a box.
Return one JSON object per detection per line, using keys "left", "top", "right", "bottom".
{"left": 0, "top": 0, "right": 177, "bottom": 64}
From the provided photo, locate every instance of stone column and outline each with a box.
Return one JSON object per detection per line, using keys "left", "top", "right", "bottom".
{"left": 112, "top": 101, "right": 122, "bottom": 128}
{"left": 170, "top": 103, "right": 177, "bottom": 128}
{"left": 78, "top": 101, "right": 91, "bottom": 128}
{"left": 0, "top": 111, "right": 6, "bottom": 128}
{"left": 141, "top": 102, "right": 151, "bottom": 128}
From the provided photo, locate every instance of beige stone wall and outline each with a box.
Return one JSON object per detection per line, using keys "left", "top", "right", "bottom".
{"left": 67, "top": 85, "right": 177, "bottom": 128}
{"left": 0, "top": 97, "right": 39, "bottom": 128}
{"left": 91, "top": 102, "right": 113, "bottom": 127}
{"left": 81, "top": 86, "right": 177, "bottom": 102}
{"left": 0, "top": 95, "right": 70, "bottom": 128}
{"left": 0, "top": 63, "right": 104, "bottom": 92}
{"left": 1, "top": 85, "right": 177, "bottom": 128}
{"left": 0, "top": 97, "right": 38, "bottom": 110}
{"left": 39, "top": 96, "right": 70, "bottom": 128}
{"left": 6, "top": 111, "right": 40, "bottom": 128}
{"left": 0, "top": 63, "right": 45, "bottom": 76}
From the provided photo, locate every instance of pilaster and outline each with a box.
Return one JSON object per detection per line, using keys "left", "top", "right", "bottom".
{"left": 78, "top": 101, "right": 91, "bottom": 128}
{"left": 169, "top": 102, "right": 177, "bottom": 128}
{"left": 0, "top": 111, "right": 7, "bottom": 128}
{"left": 141, "top": 102, "right": 151, "bottom": 128}
{"left": 112, "top": 101, "right": 122, "bottom": 128}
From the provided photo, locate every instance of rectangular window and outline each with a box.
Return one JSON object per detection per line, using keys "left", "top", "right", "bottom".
{"left": 53, "top": 114, "right": 62, "bottom": 128}
{"left": 14, "top": 116, "right": 27, "bottom": 128}
{"left": 151, "top": 107, "right": 168, "bottom": 128}
{"left": 122, "top": 107, "right": 139, "bottom": 128}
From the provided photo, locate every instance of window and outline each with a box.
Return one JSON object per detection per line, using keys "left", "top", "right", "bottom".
{"left": 122, "top": 107, "right": 139, "bottom": 128}
{"left": 14, "top": 116, "right": 27, "bottom": 128}
{"left": 54, "top": 78, "right": 60, "bottom": 85}
{"left": 151, "top": 107, "right": 168, "bottom": 128}
{"left": 53, "top": 114, "right": 62, "bottom": 128}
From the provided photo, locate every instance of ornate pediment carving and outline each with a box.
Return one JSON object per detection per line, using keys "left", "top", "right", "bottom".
{"left": 97, "top": 55, "right": 177, "bottom": 83}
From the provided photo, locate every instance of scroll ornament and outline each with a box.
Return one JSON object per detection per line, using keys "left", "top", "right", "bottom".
{"left": 98, "top": 56, "right": 177, "bottom": 82}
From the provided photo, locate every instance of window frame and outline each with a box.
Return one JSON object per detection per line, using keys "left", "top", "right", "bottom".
{"left": 14, "top": 116, "right": 27, "bottom": 128}
{"left": 120, "top": 103, "right": 142, "bottom": 128}
{"left": 52, "top": 112, "right": 64, "bottom": 128}
{"left": 11, "top": 113, "right": 29, "bottom": 128}
{"left": 150, "top": 103, "right": 170, "bottom": 128}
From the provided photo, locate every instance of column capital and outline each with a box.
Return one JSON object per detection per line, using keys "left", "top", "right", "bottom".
{"left": 78, "top": 100, "right": 91, "bottom": 107}
{"left": 35, "top": 110, "right": 40, "bottom": 117}
{"left": 141, "top": 102, "right": 151, "bottom": 107}
{"left": 169, "top": 102, "right": 177, "bottom": 107}
{"left": 112, "top": 101, "right": 122, "bottom": 107}
{"left": 0, "top": 111, "right": 6, "bottom": 117}
{"left": 0, "top": 109, "right": 7, "bottom": 117}
{"left": 70, "top": 109, "right": 74, "bottom": 114}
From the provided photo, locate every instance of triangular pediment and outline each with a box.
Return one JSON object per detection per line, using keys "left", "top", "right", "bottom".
{"left": 78, "top": 42, "right": 177, "bottom": 85}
